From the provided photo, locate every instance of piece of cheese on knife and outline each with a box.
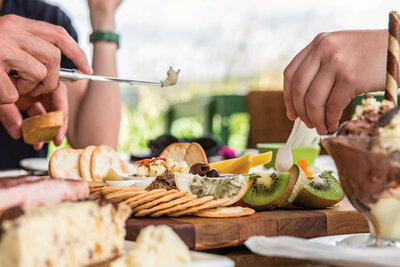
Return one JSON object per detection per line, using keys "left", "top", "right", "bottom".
{"left": 91, "top": 145, "right": 128, "bottom": 181}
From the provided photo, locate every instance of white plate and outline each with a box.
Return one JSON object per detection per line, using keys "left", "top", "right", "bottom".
{"left": 19, "top": 158, "right": 48, "bottom": 172}
{"left": 310, "top": 233, "right": 369, "bottom": 247}
{"left": 0, "top": 169, "right": 29, "bottom": 178}
{"left": 124, "top": 241, "right": 234, "bottom": 267}
{"left": 105, "top": 180, "right": 136, "bottom": 187}
{"left": 122, "top": 176, "right": 156, "bottom": 189}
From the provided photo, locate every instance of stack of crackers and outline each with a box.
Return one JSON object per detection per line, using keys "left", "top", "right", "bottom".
{"left": 49, "top": 145, "right": 128, "bottom": 181}
{"left": 160, "top": 142, "right": 207, "bottom": 167}
{"left": 90, "top": 186, "right": 254, "bottom": 218}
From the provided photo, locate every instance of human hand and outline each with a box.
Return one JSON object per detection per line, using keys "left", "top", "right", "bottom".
{"left": 283, "top": 30, "right": 388, "bottom": 135}
{"left": 0, "top": 82, "right": 68, "bottom": 150}
{"left": 87, "top": 0, "right": 122, "bottom": 31}
{"left": 0, "top": 15, "right": 92, "bottom": 104}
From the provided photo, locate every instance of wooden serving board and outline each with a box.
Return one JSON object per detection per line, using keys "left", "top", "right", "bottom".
{"left": 125, "top": 199, "right": 368, "bottom": 250}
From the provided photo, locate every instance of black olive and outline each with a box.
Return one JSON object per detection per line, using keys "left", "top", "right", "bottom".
{"left": 189, "top": 163, "right": 210, "bottom": 176}
{"left": 206, "top": 168, "right": 220, "bottom": 177}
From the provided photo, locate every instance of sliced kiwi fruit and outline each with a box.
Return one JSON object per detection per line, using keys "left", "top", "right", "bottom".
{"left": 241, "top": 169, "right": 298, "bottom": 210}
{"left": 293, "top": 171, "right": 345, "bottom": 208}
{"left": 286, "top": 164, "right": 311, "bottom": 204}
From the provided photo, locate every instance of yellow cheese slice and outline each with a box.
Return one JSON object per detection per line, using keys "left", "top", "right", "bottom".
{"left": 250, "top": 151, "right": 272, "bottom": 168}
{"left": 209, "top": 152, "right": 272, "bottom": 172}
{"left": 220, "top": 153, "right": 252, "bottom": 174}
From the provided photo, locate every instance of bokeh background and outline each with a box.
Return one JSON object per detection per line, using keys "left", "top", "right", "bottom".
{"left": 50, "top": 0, "right": 399, "bottom": 153}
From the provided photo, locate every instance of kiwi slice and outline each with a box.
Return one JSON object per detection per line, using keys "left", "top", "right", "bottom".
{"left": 293, "top": 171, "right": 345, "bottom": 208}
{"left": 241, "top": 170, "right": 298, "bottom": 210}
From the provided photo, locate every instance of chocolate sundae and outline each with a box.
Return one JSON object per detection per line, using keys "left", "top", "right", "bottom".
{"left": 322, "top": 94, "right": 400, "bottom": 245}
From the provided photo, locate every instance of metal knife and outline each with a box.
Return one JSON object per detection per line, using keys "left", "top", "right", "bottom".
{"left": 10, "top": 68, "right": 163, "bottom": 87}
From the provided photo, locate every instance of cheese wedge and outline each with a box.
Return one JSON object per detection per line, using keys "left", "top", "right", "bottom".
{"left": 209, "top": 152, "right": 272, "bottom": 172}
{"left": 220, "top": 153, "right": 252, "bottom": 174}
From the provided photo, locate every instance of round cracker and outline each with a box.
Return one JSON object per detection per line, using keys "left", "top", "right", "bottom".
{"left": 105, "top": 190, "right": 147, "bottom": 202}
{"left": 160, "top": 142, "right": 190, "bottom": 162}
{"left": 193, "top": 206, "right": 255, "bottom": 218}
{"left": 128, "top": 190, "right": 175, "bottom": 209}
{"left": 150, "top": 196, "right": 213, "bottom": 217}
{"left": 132, "top": 190, "right": 188, "bottom": 213}
{"left": 135, "top": 194, "right": 197, "bottom": 217}
{"left": 124, "top": 189, "right": 166, "bottom": 204}
{"left": 49, "top": 148, "right": 81, "bottom": 178}
{"left": 91, "top": 145, "right": 129, "bottom": 181}
{"left": 184, "top": 142, "right": 207, "bottom": 168}
{"left": 79, "top": 145, "right": 97, "bottom": 181}
{"left": 168, "top": 198, "right": 231, "bottom": 217}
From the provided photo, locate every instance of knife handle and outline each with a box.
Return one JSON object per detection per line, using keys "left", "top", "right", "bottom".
{"left": 8, "top": 68, "right": 79, "bottom": 82}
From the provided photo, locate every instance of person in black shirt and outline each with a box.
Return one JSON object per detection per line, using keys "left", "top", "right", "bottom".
{"left": 0, "top": 0, "right": 123, "bottom": 169}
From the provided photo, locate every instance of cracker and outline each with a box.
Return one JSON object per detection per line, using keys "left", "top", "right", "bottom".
{"left": 128, "top": 190, "right": 175, "bottom": 209}
{"left": 160, "top": 143, "right": 190, "bottom": 162}
{"left": 184, "top": 142, "right": 207, "bottom": 167}
{"left": 150, "top": 196, "right": 213, "bottom": 217}
{"left": 90, "top": 186, "right": 142, "bottom": 197}
{"left": 132, "top": 190, "right": 188, "bottom": 213}
{"left": 91, "top": 145, "right": 129, "bottom": 181}
{"left": 123, "top": 189, "right": 166, "bottom": 204}
{"left": 105, "top": 190, "right": 147, "bottom": 202}
{"left": 193, "top": 206, "right": 255, "bottom": 218}
{"left": 49, "top": 147, "right": 81, "bottom": 178}
{"left": 21, "top": 111, "right": 63, "bottom": 145}
{"left": 168, "top": 198, "right": 231, "bottom": 217}
{"left": 79, "top": 145, "right": 97, "bottom": 181}
{"left": 135, "top": 194, "right": 197, "bottom": 217}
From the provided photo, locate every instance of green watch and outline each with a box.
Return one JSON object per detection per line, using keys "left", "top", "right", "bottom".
{"left": 89, "top": 32, "right": 120, "bottom": 49}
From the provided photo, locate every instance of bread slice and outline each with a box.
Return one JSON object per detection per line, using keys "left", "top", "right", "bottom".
{"left": 91, "top": 145, "right": 128, "bottom": 181}
{"left": 21, "top": 111, "right": 63, "bottom": 145}
{"left": 49, "top": 148, "right": 81, "bottom": 178}
{"left": 160, "top": 143, "right": 190, "bottom": 162}
{"left": 184, "top": 142, "right": 207, "bottom": 168}
{"left": 79, "top": 145, "right": 97, "bottom": 181}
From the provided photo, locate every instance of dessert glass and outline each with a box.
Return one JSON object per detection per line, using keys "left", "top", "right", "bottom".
{"left": 322, "top": 135, "right": 400, "bottom": 247}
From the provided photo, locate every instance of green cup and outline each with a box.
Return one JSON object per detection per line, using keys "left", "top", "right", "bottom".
{"left": 257, "top": 143, "right": 321, "bottom": 169}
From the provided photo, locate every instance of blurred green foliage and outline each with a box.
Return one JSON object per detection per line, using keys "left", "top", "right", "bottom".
{"left": 118, "top": 72, "right": 282, "bottom": 154}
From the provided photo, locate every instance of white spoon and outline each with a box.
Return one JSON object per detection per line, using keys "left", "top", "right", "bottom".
{"left": 275, "top": 118, "right": 301, "bottom": 172}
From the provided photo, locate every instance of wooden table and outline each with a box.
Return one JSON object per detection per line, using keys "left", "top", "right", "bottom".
{"left": 125, "top": 199, "right": 368, "bottom": 251}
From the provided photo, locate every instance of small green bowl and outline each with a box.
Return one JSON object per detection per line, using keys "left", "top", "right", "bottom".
{"left": 257, "top": 143, "right": 321, "bottom": 169}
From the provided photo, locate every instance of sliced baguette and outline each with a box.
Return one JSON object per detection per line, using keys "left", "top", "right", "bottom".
{"left": 79, "top": 145, "right": 97, "bottom": 181}
{"left": 21, "top": 111, "right": 63, "bottom": 145}
{"left": 91, "top": 145, "right": 128, "bottom": 181}
{"left": 49, "top": 148, "right": 81, "bottom": 178}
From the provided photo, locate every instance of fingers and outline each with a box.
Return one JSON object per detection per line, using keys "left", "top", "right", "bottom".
{"left": 304, "top": 65, "right": 336, "bottom": 135}
{"left": 283, "top": 33, "right": 326, "bottom": 121}
{"left": 10, "top": 16, "right": 92, "bottom": 74}
{"left": 0, "top": 37, "right": 47, "bottom": 95}
{"left": 26, "top": 102, "right": 46, "bottom": 117}
{"left": 13, "top": 33, "right": 62, "bottom": 96}
{"left": 0, "top": 103, "right": 23, "bottom": 139}
{"left": 0, "top": 70, "right": 18, "bottom": 104}
{"left": 290, "top": 52, "right": 321, "bottom": 128}
{"left": 325, "top": 81, "right": 354, "bottom": 132}
{"left": 284, "top": 44, "right": 313, "bottom": 120}
{"left": 47, "top": 82, "right": 68, "bottom": 146}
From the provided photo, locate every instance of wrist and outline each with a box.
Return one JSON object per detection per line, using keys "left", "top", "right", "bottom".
{"left": 90, "top": 15, "right": 115, "bottom": 32}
